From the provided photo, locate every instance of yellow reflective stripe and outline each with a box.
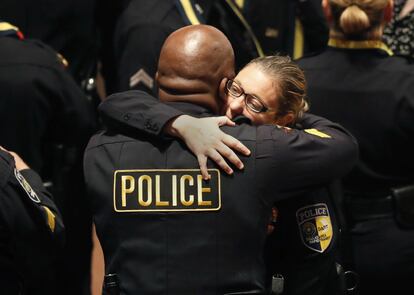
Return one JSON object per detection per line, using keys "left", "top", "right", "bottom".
{"left": 305, "top": 129, "right": 331, "bottom": 138}
{"left": 225, "top": 0, "right": 264, "bottom": 57}
{"left": 0, "top": 22, "right": 19, "bottom": 32}
{"left": 42, "top": 206, "right": 56, "bottom": 233}
{"left": 293, "top": 18, "right": 304, "bottom": 60}
{"left": 328, "top": 38, "right": 393, "bottom": 56}
{"left": 235, "top": 0, "right": 245, "bottom": 9}
{"left": 179, "top": 0, "right": 201, "bottom": 25}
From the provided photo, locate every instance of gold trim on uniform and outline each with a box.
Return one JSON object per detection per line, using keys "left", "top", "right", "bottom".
{"left": 224, "top": 0, "right": 264, "bottom": 57}
{"left": 304, "top": 128, "right": 331, "bottom": 139}
{"left": 0, "top": 22, "right": 19, "bottom": 32}
{"left": 42, "top": 206, "right": 56, "bottom": 233}
{"left": 328, "top": 38, "right": 394, "bottom": 56}
{"left": 293, "top": 18, "right": 304, "bottom": 60}
{"left": 179, "top": 0, "right": 201, "bottom": 25}
{"left": 113, "top": 169, "right": 221, "bottom": 212}
{"left": 235, "top": 0, "right": 245, "bottom": 9}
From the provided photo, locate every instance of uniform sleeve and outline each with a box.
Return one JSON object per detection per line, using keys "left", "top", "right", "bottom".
{"left": 116, "top": 24, "right": 171, "bottom": 95}
{"left": 256, "top": 113, "right": 358, "bottom": 202}
{"left": 99, "top": 90, "right": 184, "bottom": 137}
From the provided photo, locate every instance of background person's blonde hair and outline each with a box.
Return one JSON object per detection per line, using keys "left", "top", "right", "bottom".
{"left": 329, "top": 0, "right": 390, "bottom": 37}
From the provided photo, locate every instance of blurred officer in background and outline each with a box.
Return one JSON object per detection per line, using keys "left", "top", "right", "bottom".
{"left": 241, "top": 0, "right": 329, "bottom": 59}
{"left": 0, "top": 21, "right": 98, "bottom": 295}
{"left": 298, "top": 0, "right": 414, "bottom": 294}
{"left": 0, "top": 147, "right": 65, "bottom": 295}
{"left": 383, "top": 0, "right": 414, "bottom": 57}
{"left": 89, "top": 25, "right": 357, "bottom": 294}
{"left": 113, "top": 0, "right": 265, "bottom": 95}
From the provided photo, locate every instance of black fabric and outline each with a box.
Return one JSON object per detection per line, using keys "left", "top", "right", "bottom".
{"left": 0, "top": 36, "right": 98, "bottom": 295}
{"left": 0, "top": 0, "right": 99, "bottom": 84}
{"left": 0, "top": 150, "right": 64, "bottom": 295}
{"left": 298, "top": 46, "right": 414, "bottom": 294}
{"left": 113, "top": 0, "right": 261, "bottom": 95}
{"left": 85, "top": 90, "right": 357, "bottom": 294}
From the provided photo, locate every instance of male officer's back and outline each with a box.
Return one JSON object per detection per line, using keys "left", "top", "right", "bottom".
{"left": 84, "top": 25, "right": 357, "bottom": 294}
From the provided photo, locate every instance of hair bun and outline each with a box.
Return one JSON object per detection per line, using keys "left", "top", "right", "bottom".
{"left": 340, "top": 4, "right": 371, "bottom": 35}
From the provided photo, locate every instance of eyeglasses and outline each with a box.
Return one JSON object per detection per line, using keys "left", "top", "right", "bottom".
{"left": 225, "top": 79, "right": 276, "bottom": 113}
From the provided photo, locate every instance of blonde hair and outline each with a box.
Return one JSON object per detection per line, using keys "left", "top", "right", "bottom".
{"left": 246, "top": 55, "right": 308, "bottom": 122}
{"left": 329, "top": 0, "right": 389, "bottom": 37}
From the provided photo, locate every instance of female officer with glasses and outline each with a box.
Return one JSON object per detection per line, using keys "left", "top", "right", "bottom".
{"left": 222, "top": 55, "right": 342, "bottom": 295}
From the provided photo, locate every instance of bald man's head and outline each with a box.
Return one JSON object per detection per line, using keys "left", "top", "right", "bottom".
{"left": 156, "top": 25, "right": 235, "bottom": 114}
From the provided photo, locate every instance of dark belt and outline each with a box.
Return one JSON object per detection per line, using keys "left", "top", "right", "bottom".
{"left": 345, "top": 195, "right": 394, "bottom": 222}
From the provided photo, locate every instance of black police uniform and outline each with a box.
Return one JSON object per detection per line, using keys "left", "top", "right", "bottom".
{"left": 84, "top": 90, "right": 357, "bottom": 294}
{"left": 0, "top": 150, "right": 65, "bottom": 295}
{"left": 0, "top": 0, "right": 100, "bottom": 86}
{"left": 297, "top": 39, "right": 414, "bottom": 294}
{"left": 0, "top": 23, "right": 98, "bottom": 295}
{"left": 114, "top": 0, "right": 264, "bottom": 95}
{"left": 98, "top": 91, "right": 343, "bottom": 295}
{"left": 242, "top": 0, "right": 328, "bottom": 59}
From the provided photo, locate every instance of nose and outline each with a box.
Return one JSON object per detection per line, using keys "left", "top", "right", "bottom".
{"left": 228, "top": 96, "right": 245, "bottom": 117}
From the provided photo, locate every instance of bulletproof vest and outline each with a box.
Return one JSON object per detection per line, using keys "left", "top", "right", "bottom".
{"left": 90, "top": 124, "right": 272, "bottom": 294}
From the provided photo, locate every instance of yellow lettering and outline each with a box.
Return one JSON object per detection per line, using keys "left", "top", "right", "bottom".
{"left": 155, "top": 175, "right": 169, "bottom": 206}
{"left": 197, "top": 175, "right": 212, "bottom": 206}
{"left": 180, "top": 175, "right": 194, "bottom": 206}
{"left": 138, "top": 175, "right": 152, "bottom": 206}
{"left": 121, "top": 175, "right": 135, "bottom": 207}
{"left": 172, "top": 175, "right": 177, "bottom": 206}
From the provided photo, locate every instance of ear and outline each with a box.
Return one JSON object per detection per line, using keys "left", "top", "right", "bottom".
{"left": 218, "top": 77, "right": 228, "bottom": 103}
{"left": 322, "top": 0, "right": 333, "bottom": 24}
{"left": 155, "top": 71, "right": 160, "bottom": 83}
{"left": 275, "top": 112, "right": 295, "bottom": 126}
{"left": 384, "top": 0, "right": 394, "bottom": 23}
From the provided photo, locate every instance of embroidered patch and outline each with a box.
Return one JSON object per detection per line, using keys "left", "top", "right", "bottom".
{"left": 296, "top": 203, "right": 333, "bottom": 253}
{"left": 304, "top": 128, "right": 331, "bottom": 138}
{"left": 113, "top": 169, "right": 221, "bottom": 212}
{"left": 14, "top": 168, "right": 41, "bottom": 203}
{"left": 129, "top": 68, "right": 154, "bottom": 89}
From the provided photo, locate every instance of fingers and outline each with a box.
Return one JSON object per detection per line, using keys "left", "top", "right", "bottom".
{"left": 207, "top": 149, "right": 234, "bottom": 175}
{"left": 197, "top": 155, "right": 210, "bottom": 180}
{"left": 216, "top": 142, "right": 244, "bottom": 170}
{"left": 222, "top": 134, "right": 251, "bottom": 156}
{"left": 215, "top": 116, "right": 236, "bottom": 127}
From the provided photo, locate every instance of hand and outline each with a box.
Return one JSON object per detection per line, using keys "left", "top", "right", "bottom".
{"left": 0, "top": 146, "right": 30, "bottom": 171}
{"left": 165, "top": 115, "right": 251, "bottom": 179}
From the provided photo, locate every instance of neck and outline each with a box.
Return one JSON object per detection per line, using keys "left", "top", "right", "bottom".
{"left": 159, "top": 89, "right": 219, "bottom": 114}
{"left": 329, "top": 26, "right": 384, "bottom": 41}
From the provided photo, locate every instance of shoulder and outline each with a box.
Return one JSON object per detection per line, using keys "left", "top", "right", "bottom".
{"left": 0, "top": 37, "right": 66, "bottom": 70}
{"left": 117, "top": 0, "right": 180, "bottom": 32}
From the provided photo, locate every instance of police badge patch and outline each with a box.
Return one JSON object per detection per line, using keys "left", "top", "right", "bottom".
{"left": 14, "top": 168, "right": 41, "bottom": 203}
{"left": 296, "top": 203, "right": 333, "bottom": 253}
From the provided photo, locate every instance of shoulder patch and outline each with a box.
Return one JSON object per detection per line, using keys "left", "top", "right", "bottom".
{"left": 296, "top": 203, "right": 333, "bottom": 253}
{"left": 14, "top": 169, "right": 41, "bottom": 203}
{"left": 129, "top": 68, "right": 154, "bottom": 89}
{"left": 304, "top": 128, "right": 331, "bottom": 138}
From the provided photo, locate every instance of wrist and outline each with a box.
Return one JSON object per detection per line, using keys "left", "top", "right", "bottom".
{"left": 164, "top": 115, "right": 192, "bottom": 139}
